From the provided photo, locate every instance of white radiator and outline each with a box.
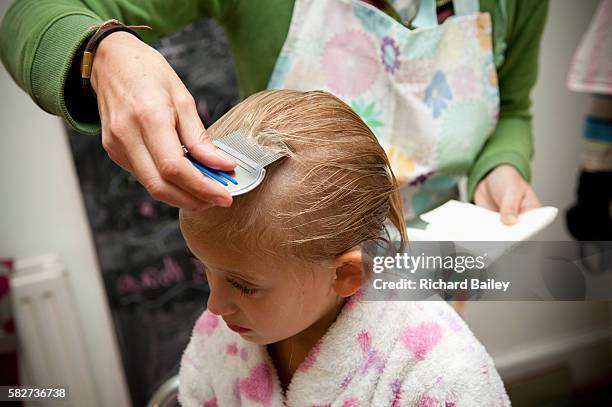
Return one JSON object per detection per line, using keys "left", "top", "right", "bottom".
{"left": 10, "top": 254, "right": 99, "bottom": 406}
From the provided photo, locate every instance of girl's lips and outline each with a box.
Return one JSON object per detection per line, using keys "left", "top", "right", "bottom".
{"left": 226, "top": 323, "right": 251, "bottom": 333}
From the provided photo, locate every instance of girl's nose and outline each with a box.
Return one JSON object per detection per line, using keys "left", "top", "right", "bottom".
{"left": 206, "top": 286, "right": 238, "bottom": 316}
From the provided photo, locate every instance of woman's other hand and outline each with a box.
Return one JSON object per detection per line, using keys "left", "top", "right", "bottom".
{"left": 473, "top": 164, "right": 542, "bottom": 225}
{"left": 91, "top": 32, "right": 235, "bottom": 210}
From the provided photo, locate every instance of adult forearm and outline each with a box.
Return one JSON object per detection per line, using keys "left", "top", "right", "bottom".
{"left": 0, "top": 0, "right": 213, "bottom": 133}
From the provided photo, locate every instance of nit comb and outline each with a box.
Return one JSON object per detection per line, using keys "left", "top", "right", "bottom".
{"left": 184, "top": 130, "right": 288, "bottom": 196}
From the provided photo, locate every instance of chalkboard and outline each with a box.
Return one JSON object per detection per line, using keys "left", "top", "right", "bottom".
{"left": 66, "top": 19, "right": 239, "bottom": 407}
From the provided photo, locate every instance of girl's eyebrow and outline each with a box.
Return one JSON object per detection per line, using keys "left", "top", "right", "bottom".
{"left": 185, "top": 247, "right": 265, "bottom": 285}
{"left": 218, "top": 267, "right": 264, "bottom": 286}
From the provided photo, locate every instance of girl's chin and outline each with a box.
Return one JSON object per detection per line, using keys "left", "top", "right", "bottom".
{"left": 243, "top": 332, "right": 294, "bottom": 346}
{"left": 237, "top": 330, "right": 267, "bottom": 344}
{"left": 245, "top": 336, "right": 274, "bottom": 346}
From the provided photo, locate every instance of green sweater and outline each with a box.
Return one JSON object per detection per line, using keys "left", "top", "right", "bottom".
{"left": 0, "top": 0, "right": 548, "bottom": 199}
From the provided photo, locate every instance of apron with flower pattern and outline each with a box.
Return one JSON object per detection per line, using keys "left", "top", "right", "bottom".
{"left": 268, "top": 0, "right": 500, "bottom": 221}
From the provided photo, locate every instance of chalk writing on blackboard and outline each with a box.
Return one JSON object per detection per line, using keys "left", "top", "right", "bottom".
{"left": 66, "top": 18, "right": 238, "bottom": 407}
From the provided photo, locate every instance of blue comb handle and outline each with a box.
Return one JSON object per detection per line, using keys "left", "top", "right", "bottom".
{"left": 186, "top": 155, "right": 238, "bottom": 186}
{"left": 211, "top": 168, "right": 238, "bottom": 185}
{"left": 190, "top": 160, "right": 228, "bottom": 185}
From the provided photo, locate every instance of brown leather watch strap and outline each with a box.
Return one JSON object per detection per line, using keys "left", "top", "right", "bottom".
{"left": 80, "top": 19, "right": 151, "bottom": 95}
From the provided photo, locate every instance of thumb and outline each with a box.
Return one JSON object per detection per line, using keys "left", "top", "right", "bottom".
{"left": 176, "top": 96, "right": 235, "bottom": 171}
{"left": 499, "top": 188, "right": 521, "bottom": 225}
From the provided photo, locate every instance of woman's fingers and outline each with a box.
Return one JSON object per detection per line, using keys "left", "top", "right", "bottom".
{"left": 519, "top": 186, "right": 542, "bottom": 213}
{"left": 175, "top": 94, "right": 236, "bottom": 171}
{"left": 138, "top": 104, "right": 232, "bottom": 207}
{"left": 498, "top": 186, "right": 522, "bottom": 225}
{"left": 91, "top": 33, "right": 236, "bottom": 209}
{"left": 101, "top": 125, "right": 133, "bottom": 173}
{"left": 473, "top": 182, "right": 497, "bottom": 212}
{"left": 474, "top": 165, "right": 544, "bottom": 225}
{"left": 126, "top": 141, "right": 212, "bottom": 210}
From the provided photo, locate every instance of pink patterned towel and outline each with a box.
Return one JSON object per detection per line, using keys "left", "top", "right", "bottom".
{"left": 178, "top": 296, "right": 510, "bottom": 406}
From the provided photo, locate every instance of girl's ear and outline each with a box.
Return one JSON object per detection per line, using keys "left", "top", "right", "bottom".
{"left": 332, "top": 247, "right": 363, "bottom": 298}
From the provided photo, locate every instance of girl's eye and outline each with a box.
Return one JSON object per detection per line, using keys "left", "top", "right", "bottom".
{"left": 227, "top": 278, "right": 258, "bottom": 296}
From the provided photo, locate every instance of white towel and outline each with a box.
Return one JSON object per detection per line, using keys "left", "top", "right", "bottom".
{"left": 408, "top": 200, "right": 558, "bottom": 242}
{"left": 178, "top": 292, "right": 510, "bottom": 406}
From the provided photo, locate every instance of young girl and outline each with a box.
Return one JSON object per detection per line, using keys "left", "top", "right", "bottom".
{"left": 178, "top": 90, "right": 510, "bottom": 406}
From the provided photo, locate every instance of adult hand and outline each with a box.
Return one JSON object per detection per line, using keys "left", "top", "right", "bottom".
{"left": 91, "top": 32, "right": 235, "bottom": 210}
{"left": 473, "top": 164, "right": 542, "bottom": 225}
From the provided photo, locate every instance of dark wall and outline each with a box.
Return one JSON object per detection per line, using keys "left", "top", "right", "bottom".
{"left": 66, "top": 19, "right": 239, "bottom": 407}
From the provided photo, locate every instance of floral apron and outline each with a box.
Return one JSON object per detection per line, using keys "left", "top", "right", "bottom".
{"left": 268, "top": 0, "right": 500, "bottom": 221}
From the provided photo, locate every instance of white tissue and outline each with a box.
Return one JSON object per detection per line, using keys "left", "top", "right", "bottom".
{"left": 407, "top": 200, "right": 558, "bottom": 242}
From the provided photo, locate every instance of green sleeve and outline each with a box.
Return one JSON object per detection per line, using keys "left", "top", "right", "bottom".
{"left": 0, "top": 0, "right": 236, "bottom": 135}
{"left": 467, "top": 0, "right": 549, "bottom": 200}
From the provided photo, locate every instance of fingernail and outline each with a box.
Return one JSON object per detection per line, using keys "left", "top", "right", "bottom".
{"left": 200, "top": 143, "right": 221, "bottom": 156}
{"left": 200, "top": 143, "right": 235, "bottom": 165}
{"left": 216, "top": 149, "right": 236, "bottom": 164}
{"left": 504, "top": 214, "right": 517, "bottom": 224}
{"left": 200, "top": 143, "right": 216, "bottom": 152}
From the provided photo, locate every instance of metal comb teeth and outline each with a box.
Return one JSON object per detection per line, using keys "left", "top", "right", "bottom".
{"left": 185, "top": 130, "right": 288, "bottom": 197}
{"left": 213, "top": 130, "right": 287, "bottom": 170}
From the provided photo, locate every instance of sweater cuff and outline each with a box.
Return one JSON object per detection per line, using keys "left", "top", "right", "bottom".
{"left": 467, "top": 150, "right": 531, "bottom": 202}
{"left": 30, "top": 13, "right": 102, "bottom": 135}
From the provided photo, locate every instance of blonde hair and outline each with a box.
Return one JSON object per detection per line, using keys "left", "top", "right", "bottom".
{"left": 181, "top": 90, "right": 407, "bottom": 261}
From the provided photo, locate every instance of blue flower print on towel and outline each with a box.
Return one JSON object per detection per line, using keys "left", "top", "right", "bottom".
{"left": 352, "top": 2, "right": 392, "bottom": 38}
{"left": 381, "top": 36, "right": 400, "bottom": 74}
{"left": 424, "top": 71, "right": 453, "bottom": 118}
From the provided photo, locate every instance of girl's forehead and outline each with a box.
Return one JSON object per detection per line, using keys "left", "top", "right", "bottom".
{"left": 185, "top": 232, "right": 285, "bottom": 276}
{"left": 185, "top": 226, "right": 324, "bottom": 284}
